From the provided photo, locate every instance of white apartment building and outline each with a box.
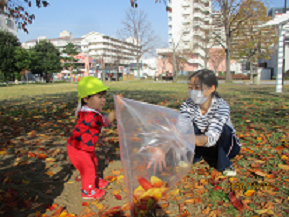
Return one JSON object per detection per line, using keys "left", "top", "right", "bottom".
{"left": 0, "top": 1, "right": 17, "bottom": 36}
{"left": 22, "top": 30, "right": 82, "bottom": 52}
{"left": 81, "top": 31, "right": 139, "bottom": 67}
{"left": 158, "top": 0, "right": 212, "bottom": 69}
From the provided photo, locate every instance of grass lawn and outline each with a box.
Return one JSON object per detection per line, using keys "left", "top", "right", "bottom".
{"left": 0, "top": 81, "right": 289, "bottom": 217}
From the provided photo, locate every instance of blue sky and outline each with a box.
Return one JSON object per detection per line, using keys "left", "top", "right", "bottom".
{"left": 18, "top": 0, "right": 286, "bottom": 44}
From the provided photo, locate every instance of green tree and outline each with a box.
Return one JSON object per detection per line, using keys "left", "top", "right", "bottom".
{"left": 0, "top": 30, "right": 21, "bottom": 84}
{"left": 30, "top": 40, "right": 61, "bottom": 83}
{"left": 62, "top": 42, "right": 79, "bottom": 83}
{"left": 14, "top": 46, "right": 30, "bottom": 84}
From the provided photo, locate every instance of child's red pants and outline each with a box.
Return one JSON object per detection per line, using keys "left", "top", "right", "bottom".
{"left": 67, "top": 144, "right": 98, "bottom": 191}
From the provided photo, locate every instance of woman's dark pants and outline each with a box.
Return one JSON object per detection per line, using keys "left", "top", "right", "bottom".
{"left": 193, "top": 124, "right": 240, "bottom": 172}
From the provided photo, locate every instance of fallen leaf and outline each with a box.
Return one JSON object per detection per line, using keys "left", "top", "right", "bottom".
{"left": 94, "top": 203, "right": 104, "bottom": 210}
{"left": 184, "top": 199, "right": 194, "bottom": 204}
{"left": 22, "top": 179, "right": 30, "bottom": 184}
{"left": 82, "top": 202, "right": 89, "bottom": 206}
{"left": 112, "top": 170, "right": 121, "bottom": 175}
{"left": 278, "top": 164, "right": 289, "bottom": 170}
{"left": 38, "top": 153, "right": 47, "bottom": 160}
{"left": 121, "top": 203, "right": 130, "bottom": 211}
{"left": 51, "top": 207, "right": 64, "bottom": 216}
{"left": 229, "top": 191, "right": 237, "bottom": 203}
{"left": 242, "top": 201, "right": 252, "bottom": 211}
{"left": 161, "top": 203, "right": 169, "bottom": 208}
{"left": 244, "top": 190, "right": 255, "bottom": 196}
{"left": 112, "top": 190, "right": 121, "bottom": 195}
{"left": 255, "top": 170, "right": 267, "bottom": 177}
{"left": 274, "top": 198, "right": 283, "bottom": 203}
{"left": 254, "top": 209, "right": 269, "bottom": 215}
{"left": 202, "top": 206, "right": 210, "bottom": 214}
{"left": 114, "top": 194, "right": 122, "bottom": 200}
{"left": 46, "top": 171, "right": 54, "bottom": 177}
{"left": 233, "top": 199, "right": 243, "bottom": 211}
{"left": 104, "top": 176, "right": 117, "bottom": 182}
{"left": 194, "top": 197, "right": 202, "bottom": 203}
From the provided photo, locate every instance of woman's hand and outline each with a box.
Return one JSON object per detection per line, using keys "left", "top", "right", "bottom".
{"left": 146, "top": 147, "right": 167, "bottom": 174}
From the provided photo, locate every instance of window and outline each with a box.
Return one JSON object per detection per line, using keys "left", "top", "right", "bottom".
{"left": 6, "top": 19, "right": 14, "bottom": 29}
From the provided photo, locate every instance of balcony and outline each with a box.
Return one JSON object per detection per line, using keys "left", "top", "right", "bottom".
{"left": 81, "top": 41, "right": 89, "bottom": 46}
{"left": 188, "top": 58, "right": 204, "bottom": 66}
{"left": 168, "top": 20, "right": 172, "bottom": 26}
{"left": 169, "top": 38, "right": 172, "bottom": 43}
{"left": 182, "top": 10, "right": 191, "bottom": 15}
{"left": 182, "top": 2, "right": 190, "bottom": 7}
{"left": 168, "top": 13, "right": 172, "bottom": 18}
{"left": 194, "top": 3, "right": 210, "bottom": 13}
{"left": 183, "top": 20, "right": 190, "bottom": 25}
{"left": 183, "top": 36, "right": 190, "bottom": 42}
{"left": 169, "top": 29, "right": 172, "bottom": 35}
{"left": 193, "top": 13, "right": 205, "bottom": 18}
{"left": 89, "top": 51, "right": 97, "bottom": 56}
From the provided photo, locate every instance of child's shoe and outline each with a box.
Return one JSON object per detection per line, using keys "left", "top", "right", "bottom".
{"left": 82, "top": 188, "right": 105, "bottom": 199}
{"left": 95, "top": 176, "right": 109, "bottom": 189}
{"left": 223, "top": 165, "right": 237, "bottom": 176}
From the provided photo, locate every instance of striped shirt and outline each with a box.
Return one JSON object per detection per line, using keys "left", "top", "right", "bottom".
{"left": 180, "top": 97, "right": 242, "bottom": 148}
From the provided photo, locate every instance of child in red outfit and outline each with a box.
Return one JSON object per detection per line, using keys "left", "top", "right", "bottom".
{"left": 67, "top": 76, "right": 120, "bottom": 200}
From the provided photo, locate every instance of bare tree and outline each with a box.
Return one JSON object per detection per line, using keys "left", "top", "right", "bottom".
{"left": 187, "top": 22, "right": 218, "bottom": 69}
{"left": 209, "top": 49, "right": 226, "bottom": 73}
{"left": 167, "top": 50, "right": 190, "bottom": 76}
{"left": 118, "top": 8, "right": 160, "bottom": 80}
{"left": 212, "top": 0, "right": 266, "bottom": 82}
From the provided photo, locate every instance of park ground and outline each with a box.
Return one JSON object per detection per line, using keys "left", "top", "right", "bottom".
{"left": 0, "top": 81, "right": 289, "bottom": 217}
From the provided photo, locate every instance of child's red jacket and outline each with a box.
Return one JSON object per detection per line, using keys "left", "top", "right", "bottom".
{"left": 67, "top": 106, "right": 111, "bottom": 152}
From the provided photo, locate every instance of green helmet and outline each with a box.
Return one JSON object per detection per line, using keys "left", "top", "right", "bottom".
{"left": 77, "top": 76, "right": 109, "bottom": 101}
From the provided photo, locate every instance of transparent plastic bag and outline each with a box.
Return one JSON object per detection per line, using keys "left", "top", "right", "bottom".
{"left": 114, "top": 95, "right": 195, "bottom": 216}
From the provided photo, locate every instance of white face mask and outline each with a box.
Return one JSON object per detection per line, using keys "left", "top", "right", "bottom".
{"left": 189, "top": 89, "right": 209, "bottom": 104}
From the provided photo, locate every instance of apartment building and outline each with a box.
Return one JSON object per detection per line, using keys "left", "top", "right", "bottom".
{"left": 157, "top": 0, "right": 213, "bottom": 70}
{"left": 22, "top": 30, "right": 82, "bottom": 52}
{"left": 81, "top": 31, "right": 138, "bottom": 67}
{"left": 0, "top": 0, "right": 17, "bottom": 36}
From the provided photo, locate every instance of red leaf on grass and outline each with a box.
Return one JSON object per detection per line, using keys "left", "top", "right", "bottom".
{"left": 82, "top": 202, "right": 89, "bottom": 206}
{"left": 233, "top": 199, "right": 243, "bottom": 211}
{"left": 46, "top": 203, "right": 57, "bottom": 211}
{"left": 75, "top": 176, "right": 81, "bottom": 182}
{"left": 214, "top": 186, "right": 222, "bottom": 190}
{"left": 114, "top": 195, "right": 122, "bottom": 200}
{"left": 229, "top": 191, "right": 237, "bottom": 203}
{"left": 275, "top": 146, "right": 284, "bottom": 150}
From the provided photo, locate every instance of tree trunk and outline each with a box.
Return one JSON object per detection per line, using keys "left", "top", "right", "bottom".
{"left": 71, "top": 70, "right": 73, "bottom": 84}
{"left": 46, "top": 73, "right": 49, "bottom": 83}
{"left": 26, "top": 71, "right": 29, "bottom": 85}
{"left": 4, "top": 73, "right": 8, "bottom": 86}
{"left": 250, "top": 61, "right": 254, "bottom": 81}
{"left": 225, "top": 34, "right": 232, "bottom": 83}
{"left": 137, "top": 58, "right": 140, "bottom": 80}
{"left": 204, "top": 55, "right": 208, "bottom": 69}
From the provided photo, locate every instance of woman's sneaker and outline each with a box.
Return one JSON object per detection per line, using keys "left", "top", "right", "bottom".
{"left": 193, "top": 156, "right": 204, "bottom": 164}
{"left": 95, "top": 176, "right": 109, "bottom": 189}
{"left": 82, "top": 188, "right": 105, "bottom": 199}
{"left": 223, "top": 165, "right": 236, "bottom": 176}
